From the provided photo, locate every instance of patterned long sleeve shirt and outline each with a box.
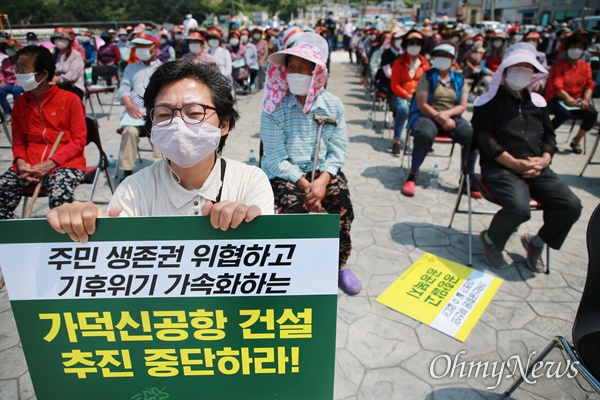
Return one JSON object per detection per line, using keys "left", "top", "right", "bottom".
{"left": 260, "top": 91, "right": 347, "bottom": 182}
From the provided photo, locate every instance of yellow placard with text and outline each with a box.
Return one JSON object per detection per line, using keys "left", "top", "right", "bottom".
{"left": 376, "top": 253, "right": 502, "bottom": 342}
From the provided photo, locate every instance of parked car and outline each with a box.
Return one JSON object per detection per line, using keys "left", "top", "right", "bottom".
{"left": 474, "top": 21, "right": 504, "bottom": 34}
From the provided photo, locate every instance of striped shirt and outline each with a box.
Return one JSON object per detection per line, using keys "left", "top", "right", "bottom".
{"left": 260, "top": 91, "right": 347, "bottom": 182}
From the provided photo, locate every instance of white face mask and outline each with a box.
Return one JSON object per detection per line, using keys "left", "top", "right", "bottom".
{"left": 567, "top": 48, "right": 583, "bottom": 60}
{"left": 406, "top": 45, "right": 421, "bottom": 56}
{"left": 253, "top": 33, "right": 262, "bottom": 40}
{"left": 137, "top": 47, "right": 153, "bottom": 61}
{"left": 504, "top": 66, "right": 533, "bottom": 91}
{"left": 119, "top": 35, "right": 127, "bottom": 41}
{"left": 5, "top": 48, "right": 16, "bottom": 57}
{"left": 451, "top": 37, "right": 459, "bottom": 43}
{"left": 473, "top": 40, "right": 483, "bottom": 48}
{"left": 28, "top": 40, "right": 37, "bottom": 46}
{"left": 240, "top": 35, "right": 248, "bottom": 43}
{"left": 287, "top": 73, "right": 312, "bottom": 96}
{"left": 493, "top": 40, "right": 503, "bottom": 48}
{"left": 208, "top": 39, "right": 220, "bottom": 48}
{"left": 393, "top": 39, "right": 402, "bottom": 49}
{"left": 55, "top": 39, "right": 69, "bottom": 50}
{"left": 151, "top": 117, "right": 222, "bottom": 168}
{"left": 186, "top": 14, "right": 192, "bottom": 19}
{"left": 15, "top": 72, "right": 46, "bottom": 92}
{"left": 466, "top": 39, "right": 473, "bottom": 46}
{"left": 229, "top": 38, "right": 239, "bottom": 46}
{"left": 175, "top": 34, "right": 182, "bottom": 40}
{"left": 160, "top": 38, "right": 167, "bottom": 45}
{"left": 514, "top": 35, "right": 523, "bottom": 42}
{"left": 189, "top": 43, "right": 203, "bottom": 54}
{"left": 432, "top": 57, "right": 452, "bottom": 71}
{"left": 369, "top": 34, "right": 376, "bottom": 41}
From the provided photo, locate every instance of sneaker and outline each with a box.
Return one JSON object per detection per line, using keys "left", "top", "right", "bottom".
{"left": 339, "top": 267, "right": 362, "bottom": 295}
{"left": 401, "top": 180, "right": 416, "bottom": 197}
{"left": 480, "top": 230, "right": 508, "bottom": 269}
{"left": 521, "top": 234, "right": 545, "bottom": 273}
{"left": 392, "top": 140, "right": 401, "bottom": 156}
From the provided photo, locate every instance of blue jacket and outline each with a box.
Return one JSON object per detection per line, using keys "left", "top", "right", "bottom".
{"left": 407, "top": 69, "right": 464, "bottom": 131}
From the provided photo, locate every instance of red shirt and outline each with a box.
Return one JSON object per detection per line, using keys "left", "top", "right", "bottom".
{"left": 390, "top": 53, "right": 430, "bottom": 99}
{"left": 11, "top": 86, "right": 87, "bottom": 172}
{"left": 545, "top": 57, "right": 594, "bottom": 101}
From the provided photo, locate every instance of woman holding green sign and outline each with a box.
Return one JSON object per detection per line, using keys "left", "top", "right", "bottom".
{"left": 48, "top": 60, "right": 274, "bottom": 242}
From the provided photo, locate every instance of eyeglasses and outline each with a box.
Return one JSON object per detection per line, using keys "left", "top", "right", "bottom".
{"left": 149, "top": 103, "right": 218, "bottom": 126}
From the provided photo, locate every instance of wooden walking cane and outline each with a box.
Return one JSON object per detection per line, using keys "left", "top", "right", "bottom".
{"left": 23, "top": 131, "right": 65, "bottom": 219}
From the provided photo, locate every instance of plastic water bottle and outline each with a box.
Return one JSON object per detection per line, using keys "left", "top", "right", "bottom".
{"left": 366, "top": 111, "right": 373, "bottom": 129}
{"left": 108, "top": 154, "right": 117, "bottom": 169}
{"left": 430, "top": 164, "right": 439, "bottom": 190}
{"left": 248, "top": 149, "right": 258, "bottom": 166}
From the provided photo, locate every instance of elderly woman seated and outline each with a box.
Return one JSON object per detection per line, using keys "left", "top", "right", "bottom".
{"left": 259, "top": 33, "right": 361, "bottom": 295}
{"left": 47, "top": 60, "right": 274, "bottom": 240}
{"left": 401, "top": 42, "right": 477, "bottom": 197}
{"left": 472, "top": 43, "right": 582, "bottom": 271}
{"left": 545, "top": 31, "right": 597, "bottom": 154}
{"left": 0, "top": 45, "right": 87, "bottom": 219}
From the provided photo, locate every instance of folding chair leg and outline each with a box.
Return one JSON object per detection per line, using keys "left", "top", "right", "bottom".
{"left": 88, "top": 170, "right": 100, "bottom": 201}
{"left": 579, "top": 132, "right": 599, "bottom": 176}
{"left": 95, "top": 93, "right": 106, "bottom": 115}
{"left": 467, "top": 174, "right": 473, "bottom": 267}
{"left": 107, "top": 90, "right": 117, "bottom": 120}
{"left": 448, "top": 172, "right": 466, "bottom": 228}
{"left": 502, "top": 337, "right": 561, "bottom": 398}
{"left": 545, "top": 246, "right": 550, "bottom": 275}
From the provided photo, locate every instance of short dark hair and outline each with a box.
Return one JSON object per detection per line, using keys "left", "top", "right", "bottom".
{"left": 143, "top": 60, "right": 239, "bottom": 153}
{"left": 16, "top": 45, "right": 56, "bottom": 81}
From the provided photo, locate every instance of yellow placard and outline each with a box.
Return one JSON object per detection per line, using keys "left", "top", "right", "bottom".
{"left": 376, "top": 253, "right": 502, "bottom": 342}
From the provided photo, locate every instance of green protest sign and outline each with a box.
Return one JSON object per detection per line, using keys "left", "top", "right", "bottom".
{"left": 0, "top": 215, "right": 339, "bottom": 400}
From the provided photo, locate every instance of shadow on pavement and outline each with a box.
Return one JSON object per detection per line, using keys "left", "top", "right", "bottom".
{"left": 425, "top": 387, "right": 504, "bottom": 400}
{"left": 350, "top": 135, "right": 395, "bottom": 154}
{"left": 391, "top": 222, "right": 532, "bottom": 282}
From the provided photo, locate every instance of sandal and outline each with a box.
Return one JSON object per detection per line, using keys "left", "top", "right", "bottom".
{"left": 570, "top": 141, "right": 582, "bottom": 154}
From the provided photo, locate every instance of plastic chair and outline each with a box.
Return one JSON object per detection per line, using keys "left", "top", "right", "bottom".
{"left": 85, "top": 65, "right": 120, "bottom": 120}
{"left": 448, "top": 172, "right": 549, "bottom": 271}
{"left": 502, "top": 203, "right": 600, "bottom": 397}
{"left": 80, "top": 116, "right": 116, "bottom": 200}
{"left": 401, "top": 131, "right": 457, "bottom": 171}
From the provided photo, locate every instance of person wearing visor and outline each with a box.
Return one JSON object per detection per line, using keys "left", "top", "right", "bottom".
{"left": 0, "top": 39, "right": 24, "bottom": 120}
{"left": 50, "top": 27, "right": 85, "bottom": 100}
{"left": 241, "top": 29, "right": 259, "bottom": 89}
{"left": 47, "top": 60, "right": 273, "bottom": 240}
{"left": 206, "top": 28, "right": 232, "bottom": 77}
{"left": 0, "top": 45, "right": 87, "bottom": 219}
{"left": 260, "top": 33, "right": 361, "bottom": 295}
{"left": 97, "top": 31, "right": 121, "bottom": 66}
{"left": 402, "top": 42, "right": 475, "bottom": 197}
{"left": 118, "top": 30, "right": 163, "bottom": 180}
{"left": 389, "top": 29, "right": 430, "bottom": 156}
{"left": 25, "top": 32, "right": 39, "bottom": 47}
{"left": 182, "top": 31, "right": 215, "bottom": 64}
{"left": 480, "top": 32, "right": 506, "bottom": 92}
{"left": 545, "top": 31, "right": 597, "bottom": 154}
{"left": 472, "top": 43, "right": 581, "bottom": 271}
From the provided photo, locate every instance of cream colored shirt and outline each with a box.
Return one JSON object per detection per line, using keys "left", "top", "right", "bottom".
{"left": 108, "top": 158, "right": 275, "bottom": 217}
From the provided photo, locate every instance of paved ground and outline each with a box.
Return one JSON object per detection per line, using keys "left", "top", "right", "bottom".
{"left": 1, "top": 51, "right": 599, "bottom": 400}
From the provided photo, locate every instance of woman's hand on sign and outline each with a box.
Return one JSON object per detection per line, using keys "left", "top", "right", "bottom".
{"left": 202, "top": 200, "right": 262, "bottom": 231}
{"left": 47, "top": 201, "right": 122, "bottom": 243}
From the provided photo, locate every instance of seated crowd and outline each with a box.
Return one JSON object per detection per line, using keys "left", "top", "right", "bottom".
{"left": 0, "top": 17, "right": 595, "bottom": 294}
